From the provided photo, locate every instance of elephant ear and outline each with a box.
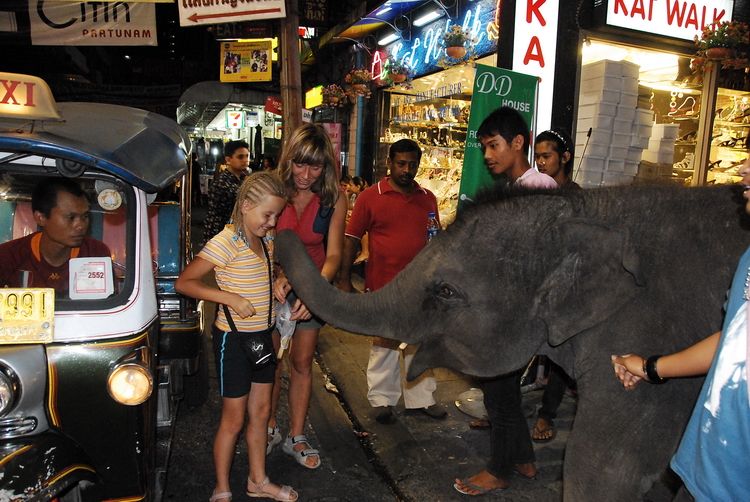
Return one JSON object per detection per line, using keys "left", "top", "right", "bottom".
{"left": 533, "top": 219, "right": 645, "bottom": 346}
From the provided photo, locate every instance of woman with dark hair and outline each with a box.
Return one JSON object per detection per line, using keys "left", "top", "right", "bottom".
{"left": 534, "top": 128, "right": 578, "bottom": 188}
{"left": 268, "top": 124, "right": 347, "bottom": 469}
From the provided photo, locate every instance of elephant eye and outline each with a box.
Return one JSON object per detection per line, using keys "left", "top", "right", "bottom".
{"left": 437, "top": 282, "right": 459, "bottom": 300}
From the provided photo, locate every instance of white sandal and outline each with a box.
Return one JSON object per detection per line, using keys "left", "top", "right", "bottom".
{"left": 247, "top": 476, "right": 298, "bottom": 501}
{"left": 209, "top": 490, "right": 232, "bottom": 502}
{"left": 282, "top": 434, "right": 321, "bottom": 469}
{"left": 267, "top": 425, "right": 282, "bottom": 454}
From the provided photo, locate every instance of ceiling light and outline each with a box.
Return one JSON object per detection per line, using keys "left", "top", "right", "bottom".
{"left": 376, "top": 6, "right": 392, "bottom": 16}
{"left": 413, "top": 9, "right": 443, "bottom": 27}
{"left": 378, "top": 32, "right": 400, "bottom": 46}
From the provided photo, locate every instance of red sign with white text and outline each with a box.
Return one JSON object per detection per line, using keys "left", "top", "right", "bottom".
{"left": 606, "top": 0, "right": 734, "bottom": 42}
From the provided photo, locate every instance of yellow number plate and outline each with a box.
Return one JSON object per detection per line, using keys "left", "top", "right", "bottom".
{"left": 0, "top": 288, "right": 55, "bottom": 344}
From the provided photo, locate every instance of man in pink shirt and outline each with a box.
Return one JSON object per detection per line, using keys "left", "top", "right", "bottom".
{"left": 479, "top": 106, "right": 557, "bottom": 189}
{"left": 455, "top": 106, "right": 555, "bottom": 495}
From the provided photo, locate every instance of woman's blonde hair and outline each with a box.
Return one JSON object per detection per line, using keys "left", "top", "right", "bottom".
{"left": 230, "top": 171, "right": 287, "bottom": 227}
{"left": 276, "top": 123, "right": 340, "bottom": 207}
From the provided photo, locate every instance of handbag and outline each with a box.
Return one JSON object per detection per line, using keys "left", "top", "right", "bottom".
{"left": 220, "top": 236, "right": 275, "bottom": 369}
{"left": 313, "top": 203, "right": 333, "bottom": 236}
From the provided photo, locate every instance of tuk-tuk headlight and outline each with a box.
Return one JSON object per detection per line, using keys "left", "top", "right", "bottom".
{"left": 0, "top": 368, "right": 18, "bottom": 416}
{"left": 107, "top": 362, "right": 153, "bottom": 406}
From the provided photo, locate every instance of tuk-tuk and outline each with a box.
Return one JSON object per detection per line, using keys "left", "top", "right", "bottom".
{"left": 0, "top": 73, "right": 204, "bottom": 501}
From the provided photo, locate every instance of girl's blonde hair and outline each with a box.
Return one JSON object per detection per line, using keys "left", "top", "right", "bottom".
{"left": 230, "top": 171, "right": 287, "bottom": 227}
{"left": 276, "top": 123, "right": 340, "bottom": 207}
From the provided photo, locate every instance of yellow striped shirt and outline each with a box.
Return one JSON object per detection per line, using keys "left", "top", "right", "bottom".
{"left": 199, "top": 225, "right": 275, "bottom": 332}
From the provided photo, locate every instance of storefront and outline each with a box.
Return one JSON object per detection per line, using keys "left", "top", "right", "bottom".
{"left": 574, "top": 0, "right": 747, "bottom": 187}
{"left": 370, "top": 0, "right": 500, "bottom": 224}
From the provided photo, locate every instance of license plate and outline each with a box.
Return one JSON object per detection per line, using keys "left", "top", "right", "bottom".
{"left": 0, "top": 288, "right": 54, "bottom": 344}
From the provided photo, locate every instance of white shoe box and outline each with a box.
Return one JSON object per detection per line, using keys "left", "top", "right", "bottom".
{"left": 578, "top": 141, "right": 609, "bottom": 157}
{"left": 636, "top": 108, "right": 653, "bottom": 125}
{"left": 577, "top": 128, "right": 612, "bottom": 144}
{"left": 582, "top": 60, "right": 624, "bottom": 78}
{"left": 577, "top": 155, "right": 607, "bottom": 171}
{"left": 651, "top": 123, "right": 679, "bottom": 139}
{"left": 607, "top": 158, "right": 625, "bottom": 172}
{"left": 648, "top": 137, "right": 675, "bottom": 152}
{"left": 579, "top": 89, "right": 622, "bottom": 106}
{"left": 611, "top": 131, "right": 631, "bottom": 147}
{"left": 575, "top": 168, "right": 604, "bottom": 185}
{"left": 620, "top": 60, "right": 640, "bottom": 79}
{"left": 577, "top": 114, "right": 614, "bottom": 132}
{"left": 614, "top": 118, "right": 633, "bottom": 133}
{"left": 616, "top": 105, "right": 636, "bottom": 122}
{"left": 630, "top": 134, "right": 650, "bottom": 149}
{"left": 603, "top": 172, "right": 634, "bottom": 186}
{"left": 580, "top": 75, "right": 626, "bottom": 93}
{"left": 609, "top": 145, "right": 628, "bottom": 159}
{"left": 579, "top": 102, "right": 618, "bottom": 117}
{"left": 642, "top": 149, "right": 673, "bottom": 164}
{"left": 626, "top": 146, "right": 643, "bottom": 162}
{"left": 624, "top": 161, "right": 639, "bottom": 176}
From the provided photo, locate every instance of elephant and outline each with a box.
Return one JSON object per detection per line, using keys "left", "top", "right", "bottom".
{"left": 274, "top": 184, "right": 750, "bottom": 501}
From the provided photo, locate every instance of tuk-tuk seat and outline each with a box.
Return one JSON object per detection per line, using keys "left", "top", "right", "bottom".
{"left": 149, "top": 203, "right": 180, "bottom": 278}
{"left": 0, "top": 200, "right": 36, "bottom": 244}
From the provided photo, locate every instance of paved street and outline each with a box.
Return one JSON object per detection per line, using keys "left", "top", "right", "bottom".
{"left": 164, "top": 319, "right": 575, "bottom": 501}
{"left": 164, "top": 208, "right": 575, "bottom": 501}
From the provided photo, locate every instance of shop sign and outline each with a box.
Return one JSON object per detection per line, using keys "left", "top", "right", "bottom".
{"left": 207, "top": 22, "right": 273, "bottom": 40}
{"left": 178, "top": 0, "right": 286, "bottom": 27}
{"left": 458, "top": 65, "right": 538, "bottom": 204}
{"left": 29, "top": 1, "right": 157, "bottom": 46}
{"left": 379, "top": 0, "right": 499, "bottom": 80}
{"left": 300, "top": 0, "right": 327, "bottom": 26}
{"left": 605, "top": 0, "right": 733, "bottom": 42}
{"left": 0, "top": 72, "right": 61, "bottom": 121}
{"left": 225, "top": 109, "right": 245, "bottom": 129}
{"left": 321, "top": 123, "right": 342, "bottom": 173}
{"left": 301, "top": 108, "right": 313, "bottom": 123}
{"left": 512, "top": 0, "right": 559, "bottom": 133}
{"left": 220, "top": 40, "right": 272, "bottom": 82}
{"left": 264, "top": 95, "right": 282, "bottom": 115}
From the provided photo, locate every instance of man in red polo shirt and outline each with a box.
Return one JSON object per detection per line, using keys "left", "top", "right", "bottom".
{"left": 337, "top": 139, "right": 447, "bottom": 424}
{"left": 0, "top": 178, "right": 110, "bottom": 297}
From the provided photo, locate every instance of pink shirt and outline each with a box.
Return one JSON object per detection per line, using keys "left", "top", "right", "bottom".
{"left": 516, "top": 168, "right": 558, "bottom": 189}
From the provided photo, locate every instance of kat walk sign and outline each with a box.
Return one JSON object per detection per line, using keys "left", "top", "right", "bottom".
{"left": 178, "top": 0, "right": 286, "bottom": 27}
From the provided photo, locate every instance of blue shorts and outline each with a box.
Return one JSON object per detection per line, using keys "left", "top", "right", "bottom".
{"left": 212, "top": 324, "right": 276, "bottom": 397}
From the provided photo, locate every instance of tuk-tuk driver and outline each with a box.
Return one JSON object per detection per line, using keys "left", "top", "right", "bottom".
{"left": 0, "top": 178, "right": 110, "bottom": 296}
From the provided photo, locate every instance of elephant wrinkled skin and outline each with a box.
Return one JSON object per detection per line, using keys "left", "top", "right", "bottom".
{"left": 275, "top": 184, "right": 750, "bottom": 501}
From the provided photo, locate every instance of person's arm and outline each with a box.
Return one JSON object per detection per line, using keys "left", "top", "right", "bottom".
{"left": 336, "top": 235, "right": 361, "bottom": 292}
{"left": 611, "top": 331, "right": 721, "bottom": 390}
{"left": 175, "top": 256, "right": 257, "bottom": 318}
{"left": 319, "top": 193, "right": 348, "bottom": 282}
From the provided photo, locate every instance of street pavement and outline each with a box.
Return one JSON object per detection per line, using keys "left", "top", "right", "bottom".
{"left": 164, "top": 206, "right": 575, "bottom": 501}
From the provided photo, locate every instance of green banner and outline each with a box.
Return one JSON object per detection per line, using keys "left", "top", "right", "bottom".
{"left": 458, "top": 65, "right": 539, "bottom": 204}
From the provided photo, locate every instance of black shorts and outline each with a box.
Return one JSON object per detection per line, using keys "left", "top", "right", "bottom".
{"left": 212, "top": 324, "right": 276, "bottom": 397}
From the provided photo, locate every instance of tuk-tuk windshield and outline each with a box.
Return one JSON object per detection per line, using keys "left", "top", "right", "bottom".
{"left": 0, "top": 170, "right": 133, "bottom": 310}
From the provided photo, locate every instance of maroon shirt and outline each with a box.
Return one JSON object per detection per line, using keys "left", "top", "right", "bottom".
{"left": 0, "top": 232, "right": 111, "bottom": 295}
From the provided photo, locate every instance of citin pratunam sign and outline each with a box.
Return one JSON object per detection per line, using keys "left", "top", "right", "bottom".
{"left": 458, "top": 65, "right": 538, "bottom": 205}
{"left": 220, "top": 40, "right": 272, "bottom": 83}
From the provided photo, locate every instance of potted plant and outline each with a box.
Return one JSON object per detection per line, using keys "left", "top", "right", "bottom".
{"left": 322, "top": 84, "right": 347, "bottom": 107}
{"left": 384, "top": 56, "right": 413, "bottom": 84}
{"left": 443, "top": 25, "right": 471, "bottom": 59}
{"left": 345, "top": 68, "right": 373, "bottom": 97}
{"left": 695, "top": 21, "right": 749, "bottom": 60}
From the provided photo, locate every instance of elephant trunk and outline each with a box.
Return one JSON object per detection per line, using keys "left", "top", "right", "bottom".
{"left": 275, "top": 230, "right": 416, "bottom": 343}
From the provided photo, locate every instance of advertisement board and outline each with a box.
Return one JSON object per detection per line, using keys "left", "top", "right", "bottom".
{"left": 29, "top": 1, "right": 157, "bottom": 46}
{"left": 178, "top": 0, "right": 286, "bottom": 26}
{"left": 220, "top": 40, "right": 272, "bottom": 83}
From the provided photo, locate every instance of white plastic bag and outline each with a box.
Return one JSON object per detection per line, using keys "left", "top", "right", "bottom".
{"left": 276, "top": 301, "right": 296, "bottom": 358}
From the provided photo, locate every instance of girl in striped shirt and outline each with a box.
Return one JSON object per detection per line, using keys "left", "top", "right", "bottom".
{"left": 176, "top": 171, "right": 297, "bottom": 502}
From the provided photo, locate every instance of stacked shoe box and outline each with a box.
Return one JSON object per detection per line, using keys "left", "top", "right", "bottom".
{"left": 639, "top": 123, "right": 679, "bottom": 179}
{"left": 573, "top": 60, "right": 642, "bottom": 188}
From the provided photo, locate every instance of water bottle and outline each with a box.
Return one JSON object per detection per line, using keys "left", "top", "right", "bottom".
{"left": 426, "top": 211, "right": 439, "bottom": 242}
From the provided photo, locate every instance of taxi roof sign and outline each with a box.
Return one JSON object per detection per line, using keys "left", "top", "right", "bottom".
{"left": 0, "top": 72, "right": 62, "bottom": 121}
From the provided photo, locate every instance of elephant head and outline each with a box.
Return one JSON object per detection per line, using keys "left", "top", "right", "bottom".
{"left": 275, "top": 189, "right": 646, "bottom": 379}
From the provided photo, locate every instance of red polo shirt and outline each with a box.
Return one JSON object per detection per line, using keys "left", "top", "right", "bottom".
{"left": 345, "top": 178, "right": 438, "bottom": 291}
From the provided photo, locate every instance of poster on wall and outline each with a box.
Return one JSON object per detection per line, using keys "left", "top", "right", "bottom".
{"left": 458, "top": 65, "right": 538, "bottom": 204}
{"left": 220, "top": 40, "right": 272, "bottom": 82}
{"left": 29, "top": 1, "right": 157, "bottom": 46}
